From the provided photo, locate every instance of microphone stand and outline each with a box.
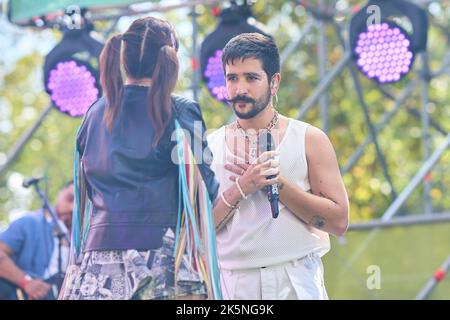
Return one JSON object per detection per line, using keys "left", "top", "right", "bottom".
{"left": 31, "top": 181, "right": 69, "bottom": 297}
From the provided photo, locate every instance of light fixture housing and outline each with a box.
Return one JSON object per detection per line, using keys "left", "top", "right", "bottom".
{"left": 349, "top": 0, "right": 428, "bottom": 84}
{"left": 43, "top": 27, "right": 103, "bottom": 117}
{"left": 200, "top": 4, "right": 270, "bottom": 103}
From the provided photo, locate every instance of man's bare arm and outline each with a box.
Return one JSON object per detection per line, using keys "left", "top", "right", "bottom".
{"left": 278, "top": 126, "right": 349, "bottom": 236}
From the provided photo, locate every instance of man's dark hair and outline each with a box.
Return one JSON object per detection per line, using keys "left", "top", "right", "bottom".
{"left": 222, "top": 33, "right": 280, "bottom": 83}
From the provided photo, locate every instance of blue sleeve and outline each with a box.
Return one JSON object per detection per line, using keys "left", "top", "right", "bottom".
{"left": 0, "top": 218, "right": 28, "bottom": 255}
{"left": 175, "top": 100, "right": 220, "bottom": 203}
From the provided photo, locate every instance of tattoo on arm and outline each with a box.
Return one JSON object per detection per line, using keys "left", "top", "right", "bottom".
{"left": 278, "top": 182, "right": 284, "bottom": 190}
{"left": 310, "top": 215, "right": 326, "bottom": 229}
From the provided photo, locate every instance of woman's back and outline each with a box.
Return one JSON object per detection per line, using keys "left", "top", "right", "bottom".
{"left": 61, "top": 16, "right": 221, "bottom": 300}
{"left": 77, "top": 86, "right": 218, "bottom": 251}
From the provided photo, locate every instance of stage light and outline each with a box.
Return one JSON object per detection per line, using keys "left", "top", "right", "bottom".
{"left": 355, "top": 22, "right": 414, "bottom": 83}
{"left": 44, "top": 27, "right": 103, "bottom": 117}
{"left": 349, "top": 0, "right": 428, "bottom": 84}
{"left": 200, "top": 3, "right": 270, "bottom": 103}
{"left": 203, "top": 49, "right": 228, "bottom": 101}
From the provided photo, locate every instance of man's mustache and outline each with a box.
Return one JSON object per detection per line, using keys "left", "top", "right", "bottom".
{"left": 227, "top": 95, "right": 256, "bottom": 104}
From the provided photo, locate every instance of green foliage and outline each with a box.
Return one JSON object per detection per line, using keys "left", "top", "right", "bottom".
{"left": 0, "top": 52, "right": 81, "bottom": 222}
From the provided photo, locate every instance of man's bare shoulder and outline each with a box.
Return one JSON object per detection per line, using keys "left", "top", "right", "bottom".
{"left": 305, "top": 124, "right": 331, "bottom": 144}
{"left": 304, "top": 124, "right": 336, "bottom": 161}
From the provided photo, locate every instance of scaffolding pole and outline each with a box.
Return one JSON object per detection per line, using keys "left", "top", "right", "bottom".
{"left": 317, "top": 0, "right": 329, "bottom": 133}
{"left": 348, "top": 212, "right": 450, "bottom": 231}
{"left": 381, "top": 133, "right": 450, "bottom": 221}
{"left": 0, "top": 106, "right": 53, "bottom": 177}
{"left": 333, "top": 22, "right": 398, "bottom": 201}
{"left": 190, "top": 4, "right": 200, "bottom": 101}
{"left": 341, "top": 79, "right": 419, "bottom": 175}
{"left": 297, "top": 51, "right": 351, "bottom": 119}
{"left": 280, "top": 18, "right": 316, "bottom": 67}
{"left": 344, "top": 133, "right": 450, "bottom": 266}
{"left": 415, "top": 255, "right": 450, "bottom": 300}
{"left": 420, "top": 52, "right": 432, "bottom": 214}
{"left": 90, "top": 0, "right": 223, "bottom": 21}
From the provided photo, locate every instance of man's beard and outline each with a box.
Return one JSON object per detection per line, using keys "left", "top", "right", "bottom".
{"left": 229, "top": 89, "right": 272, "bottom": 120}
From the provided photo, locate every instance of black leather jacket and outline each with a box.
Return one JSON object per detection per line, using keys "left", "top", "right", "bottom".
{"left": 77, "top": 85, "right": 219, "bottom": 251}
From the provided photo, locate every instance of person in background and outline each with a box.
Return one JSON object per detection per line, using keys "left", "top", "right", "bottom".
{"left": 0, "top": 181, "right": 74, "bottom": 300}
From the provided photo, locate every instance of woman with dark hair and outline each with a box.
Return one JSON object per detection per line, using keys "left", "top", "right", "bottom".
{"left": 58, "top": 17, "right": 223, "bottom": 300}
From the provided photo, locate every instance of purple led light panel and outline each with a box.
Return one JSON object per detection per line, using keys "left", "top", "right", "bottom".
{"left": 354, "top": 23, "right": 414, "bottom": 83}
{"left": 203, "top": 50, "right": 228, "bottom": 102}
{"left": 47, "top": 60, "right": 99, "bottom": 117}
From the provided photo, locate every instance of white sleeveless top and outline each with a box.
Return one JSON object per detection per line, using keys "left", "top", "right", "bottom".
{"left": 208, "top": 119, "right": 330, "bottom": 270}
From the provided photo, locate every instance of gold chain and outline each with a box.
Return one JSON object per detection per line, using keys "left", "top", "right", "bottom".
{"left": 235, "top": 110, "right": 279, "bottom": 163}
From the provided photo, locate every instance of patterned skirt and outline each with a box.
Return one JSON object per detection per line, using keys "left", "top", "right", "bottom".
{"left": 59, "top": 230, "right": 206, "bottom": 300}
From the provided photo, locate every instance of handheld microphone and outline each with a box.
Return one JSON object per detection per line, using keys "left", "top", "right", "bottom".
{"left": 22, "top": 176, "right": 44, "bottom": 188}
{"left": 259, "top": 131, "right": 279, "bottom": 218}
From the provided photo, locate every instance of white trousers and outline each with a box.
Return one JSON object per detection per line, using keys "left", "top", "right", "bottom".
{"left": 220, "top": 253, "right": 328, "bottom": 300}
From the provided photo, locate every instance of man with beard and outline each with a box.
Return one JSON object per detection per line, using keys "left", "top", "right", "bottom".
{"left": 0, "top": 181, "right": 73, "bottom": 299}
{"left": 207, "top": 33, "right": 349, "bottom": 300}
